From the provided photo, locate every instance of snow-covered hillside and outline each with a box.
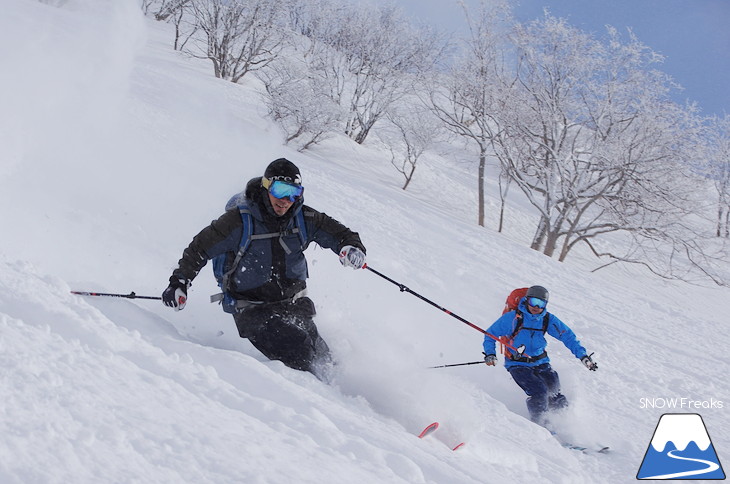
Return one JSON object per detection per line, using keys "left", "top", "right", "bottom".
{"left": 1, "top": 1, "right": 727, "bottom": 483}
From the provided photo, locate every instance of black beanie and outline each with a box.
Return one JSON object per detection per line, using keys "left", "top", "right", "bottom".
{"left": 264, "top": 158, "right": 302, "bottom": 186}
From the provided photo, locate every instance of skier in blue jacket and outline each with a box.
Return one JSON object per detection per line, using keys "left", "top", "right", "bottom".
{"left": 483, "top": 285, "right": 597, "bottom": 425}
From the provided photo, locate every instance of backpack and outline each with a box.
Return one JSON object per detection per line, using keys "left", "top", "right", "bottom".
{"left": 502, "top": 287, "right": 529, "bottom": 315}
{"left": 210, "top": 200, "right": 308, "bottom": 313}
{"left": 498, "top": 287, "right": 549, "bottom": 357}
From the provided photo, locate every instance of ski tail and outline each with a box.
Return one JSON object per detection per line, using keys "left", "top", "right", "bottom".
{"left": 417, "top": 422, "right": 465, "bottom": 451}
{"left": 418, "top": 422, "right": 439, "bottom": 439}
{"left": 551, "top": 431, "right": 610, "bottom": 454}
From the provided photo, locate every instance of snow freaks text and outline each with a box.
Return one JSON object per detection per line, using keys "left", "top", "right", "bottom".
{"left": 639, "top": 398, "right": 724, "bottom": 409}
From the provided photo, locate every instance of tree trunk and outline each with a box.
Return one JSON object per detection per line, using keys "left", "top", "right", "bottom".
{"left": 354, "top": 124, "right": 371, "bottom": 145}
{"left": 497, "top": 173, "right": 510, "bottom": 233}
{"left": 498, "top": 199, "right": 505, "bottom": 233}
{"left": 402, "top": 163, "right": 416, "bottom": 190}
{"left": 718, "top": 204, "right": 724, "bottom": 237}
{"left": 478, "top": 149, "right": 486, "bottom": 227}
{"left": 558, "top": 233, "right": 574, "bottom": 262}
{"left": 531, "top": 217, "right": 547, "bottom": 251}
{"left": 542, "top": 229, "right": 559, "bottom": 258}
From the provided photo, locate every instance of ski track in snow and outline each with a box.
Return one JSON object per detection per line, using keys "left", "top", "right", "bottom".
{"left": 1, "top": 1, "right": 728, "bottom": 483}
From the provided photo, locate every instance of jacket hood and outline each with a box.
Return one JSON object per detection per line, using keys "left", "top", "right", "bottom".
{"left": 517, "top": 298, "right": 548, "bottom": 326}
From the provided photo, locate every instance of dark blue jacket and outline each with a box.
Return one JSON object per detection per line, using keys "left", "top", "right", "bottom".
{"left": 172, "top": 178, "right": 364, "bottom": 302}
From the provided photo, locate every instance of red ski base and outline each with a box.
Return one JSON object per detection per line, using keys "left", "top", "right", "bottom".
{"left": 418, "top": 422, "right": 439, "bottom": 438}
{"left": 417, "top": 422, "right": 465, "bottom": 451}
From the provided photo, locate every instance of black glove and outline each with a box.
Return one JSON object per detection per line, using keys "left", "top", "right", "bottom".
{"left": 162, "top": 277, "right": 189, "bottom": 311}
{"left": 483, "top": 352, "right": 497, "bottom": 366}
{"left": 581, "top": 352, "right": 598, "bottom": 371}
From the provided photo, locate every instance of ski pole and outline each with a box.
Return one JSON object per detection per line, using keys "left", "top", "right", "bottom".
{"left": 364, "top": 265, "right": 524, "bottom": 355}
{"left": 71, "top": 291, "right": 161, "bottom": 300}
{"left": 429, "top": 360, "right": 485, "bottom": 369}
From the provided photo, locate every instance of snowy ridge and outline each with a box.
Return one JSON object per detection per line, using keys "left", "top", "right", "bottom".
{"left": 0, "top": 258, "right": 494, "bottom": 483}
{"left": 1, "top": 1, "right": 729, "bottom": 483}
{"left": 650, "top": 414, "right": 712, "bottom": 452}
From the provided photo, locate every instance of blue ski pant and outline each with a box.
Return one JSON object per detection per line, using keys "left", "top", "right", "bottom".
{"left": 507, "top": 363, "right": 568, "bottom": 423}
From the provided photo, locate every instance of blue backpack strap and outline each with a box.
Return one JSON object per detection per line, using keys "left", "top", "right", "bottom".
{"left": 219, "top": 206, "right": 303, "bottom": 288}
{"left": 222, "top": 208, "right": 253, "bottom": 289}
{"left": 255, "top": 208, "right": 307, "bottom": 256}
{"left": 211, "top": 207, "right": 253, "bottom": 309}
{"left": 212, "top": 204, "right": 308, "bottom": 309}
{"left": 294, "top": 208, "right": 307, "bottom": 247}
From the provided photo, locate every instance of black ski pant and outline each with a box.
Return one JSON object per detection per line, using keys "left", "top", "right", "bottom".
{"left": 508, "top": 363, "right": 568, "bottom": 424}
{"left": 232, "top": 297, "right": 332, "bottom": 380}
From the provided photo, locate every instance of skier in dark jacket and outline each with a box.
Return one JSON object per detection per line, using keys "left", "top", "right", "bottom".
{"left": 483, "top": 285, "right": 597, "bottom": 425}
{"left": 162, "top": 158, "right": 366, "bottom": 380}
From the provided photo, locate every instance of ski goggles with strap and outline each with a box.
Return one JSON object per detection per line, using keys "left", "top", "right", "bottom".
{"left": 527, "top": 297, "right": 547, "bottom": 309}
{"left": 263, "top": 178, "right": 304, "bottom": 202}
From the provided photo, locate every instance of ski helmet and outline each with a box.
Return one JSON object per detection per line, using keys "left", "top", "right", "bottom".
{"left": 264, "top": 158, "right": 302, "bottom": 186}
{"left": 525, "top": 285, "right": 549, "bottom": 302}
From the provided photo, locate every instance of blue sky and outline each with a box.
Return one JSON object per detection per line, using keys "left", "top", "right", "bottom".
{"left": 384, "top": 0, "right": 730, "bottom": 118}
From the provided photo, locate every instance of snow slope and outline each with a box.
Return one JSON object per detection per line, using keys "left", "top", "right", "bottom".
{"left": 1, "top": 1, "right": 728, "bottom": 483}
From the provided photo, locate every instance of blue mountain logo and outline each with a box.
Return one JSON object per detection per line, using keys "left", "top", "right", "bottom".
{"left": 637, "top": 413, "right": 725, "bottom": 480}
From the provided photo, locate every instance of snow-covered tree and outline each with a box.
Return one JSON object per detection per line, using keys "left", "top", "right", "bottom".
{"left": 488, "top": 15, "right": 727, "bottom": 284}
{"left": 496, "top": 17, "right": 692, "bottom": 259}
{"left": 187, "top": 0, "right": 284, "bottom": 83}
{"left": 259, "top": 55, "right": 344, "bottom": 151}
{"left": 381, "top": 101, "right": 443, "bottom": 190}
{"left": 142, "top": 0, "right": 190, "bottom": 21}
{"left": 292, "top": 1, "right": 446, "bottom": 144}
{"left": 700, "top": 115, "right": 730, "bottom": 238}
{"left": 426, "top": 1, "right": 513, "bottom": 227}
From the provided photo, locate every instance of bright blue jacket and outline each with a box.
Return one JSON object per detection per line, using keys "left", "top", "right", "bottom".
{"left": 483, "top": 298, "right": 588, "bottom": 368}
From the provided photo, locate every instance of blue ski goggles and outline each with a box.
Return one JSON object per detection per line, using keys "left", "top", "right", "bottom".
{"left": 527, "top": 297, "right": 547, "bottom": 309}
{"left": 263, "top": 178, "right": 304, "bottom": 202}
